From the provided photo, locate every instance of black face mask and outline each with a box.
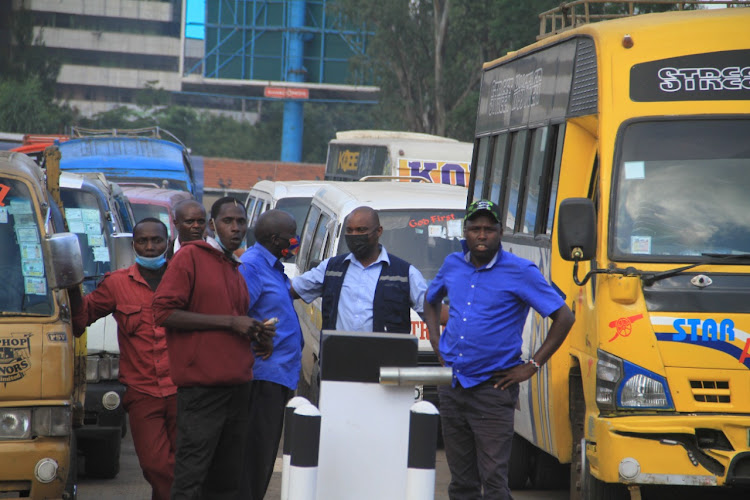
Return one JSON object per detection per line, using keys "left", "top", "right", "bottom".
{"left": 345, "top": 232, "right": 374, "bottom": 260}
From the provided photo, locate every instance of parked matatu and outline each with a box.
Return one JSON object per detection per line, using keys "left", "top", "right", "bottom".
{"left": 56, "top": 170, "right": 134, "bottom": 479}
{"left": 0, "top": 151, "right": 83, "bottom": 498}
{"left": 467, "top": 2, "right": 750, "bottom": 497}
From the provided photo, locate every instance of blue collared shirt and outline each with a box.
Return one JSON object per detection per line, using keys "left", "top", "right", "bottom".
{"left": 239, "top": 244, "right": 303, "bottom": 390}
{"left": 426, "top": 243, "right": 564, "bottom": 389}
{"left": 292, "top": 245, "right": 427, "bottom": 332}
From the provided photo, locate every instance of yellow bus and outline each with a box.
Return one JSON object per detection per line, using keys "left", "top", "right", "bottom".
{"left": 466, "top": 2, "right": 750, "bottom": 497}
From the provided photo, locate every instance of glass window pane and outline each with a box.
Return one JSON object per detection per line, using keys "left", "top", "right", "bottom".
{"left": 471, "top": 137, "right": 489, "bottom": 202}
{"left": 612, "top": 119, "right": 750, "bottom": 259}
{"left": 546, "top": 125, "right": 565, "bottom": 235}
{"left": 488, "top": 134, "right": 509, "bottom": 206}
{"left": 521, "top": 128, "right": 548, "bottom": 234}
{"left": 504, "top": 131, "right": 528, "bottom": 232}
{"left": 298, "top": 204, "right": 321, "bottom": 271}
{"left": 308, "top": 213, "right": 331, "bottom": 269}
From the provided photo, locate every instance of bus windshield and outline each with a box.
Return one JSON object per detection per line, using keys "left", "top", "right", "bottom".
{"left": 0, "top": 177, "right": 53, "bottom": 315}
{"left": 60, "top": 188, "right": 112, "bottom": 293}
{"left": 612, "top": 119, "right": 750, "bottom": 260}
{"left": 336, "top": 209, "right": 466, "bottom": 282}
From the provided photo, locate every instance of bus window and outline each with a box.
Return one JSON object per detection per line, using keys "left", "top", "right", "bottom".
{"left": 471, "top": 136, "right": 490, "bottom": 202}
{"left": 504, "top": 130, "right": 529, "bottom": 232}
{"left": 488, "top": 134, "right": 510, "bottom": 207}
{"left": 544, "top": 124, "right": 565, "bottom": 235}
{"left": 520, "top": 127, "right": 549, "bottom": 235}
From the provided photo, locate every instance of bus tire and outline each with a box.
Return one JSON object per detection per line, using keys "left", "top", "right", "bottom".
{"left": 530, "top": 448, "right": 569, "bottom": 490}
{"left": 84, "top": 433, "right": 121, "bottom": 479}
{"left": 570, "top": 371, "right": 627, "bottom": 500}
{"left": 508, "top": 433, "right": 532, "bottom": 490}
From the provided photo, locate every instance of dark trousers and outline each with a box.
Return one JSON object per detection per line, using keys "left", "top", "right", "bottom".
{"left": 170, "top": 382, "right": 251, "bottom": 500}
{"left": 438, "top": 381, "right": 519, "bottom": 500}
{"left": 239, "top": 380, "right": 293, "bottom": 500}
{"left": 123, "top": 389, "right": 178, "bottom": 500}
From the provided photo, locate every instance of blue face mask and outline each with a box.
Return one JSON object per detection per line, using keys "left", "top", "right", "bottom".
{"left": 211, "top": 219, "right": 246, "bottom": 253}
{"left": 135, "top": 252, "right": 167, "bottom": 270}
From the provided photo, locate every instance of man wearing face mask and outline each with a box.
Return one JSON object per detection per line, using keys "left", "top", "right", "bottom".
{"left": 69, "top": 218, "right": 177, "bottom": 500}
{"left": 292, "top": 205, "right": 427, "bottom": 335}
{"left": 237, "top": 209, "right": 303, "bottom": 500}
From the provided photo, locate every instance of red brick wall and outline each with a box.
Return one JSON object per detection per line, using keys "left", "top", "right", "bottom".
{"left": 203, "top": 158, "right": 325, "bottom": 191}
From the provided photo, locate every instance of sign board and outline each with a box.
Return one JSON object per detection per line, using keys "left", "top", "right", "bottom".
{"left": 264, "top": 87, "right": 310, "bottom": 100}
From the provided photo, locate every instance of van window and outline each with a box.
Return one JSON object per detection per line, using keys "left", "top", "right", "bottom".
{"left": 60, "top": 188, "right": 112, "bottom": 294}
{"left": 131, "top": 203, "right": 172, "bottom": 237}
{"left": 307, "top": 213, "right": 332, "bottom": 271}
{"left": 274, "top": 197, "right": 314, "bottom": 264}
{"left": 297, "top": 204, "right": 322, "bottom": 271}
{"left": 336, "top": 209, "right": 465, "bottom": 282}
{"left": 0, "top": 177, "right": 53, "bottom": 315}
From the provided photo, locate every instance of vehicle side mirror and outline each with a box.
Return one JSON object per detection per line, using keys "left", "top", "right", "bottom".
{"left": 557, "top": 198, "right": 597, "bottom": 261}
{"left": 44, "top": 233, "right": 84, "bottom": 289}
{"left": 110, "top": 233, "right": 135, "bottom": 270}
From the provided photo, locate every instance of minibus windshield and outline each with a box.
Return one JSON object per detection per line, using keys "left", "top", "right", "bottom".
{"left": 0, "top": 177, "right": 53, "bottom": 314}
{"left": 612, "top": 119, "right": 750, "bottom": 261}
{"left": 337, "top": 209, "right": 465, "bottom": 281}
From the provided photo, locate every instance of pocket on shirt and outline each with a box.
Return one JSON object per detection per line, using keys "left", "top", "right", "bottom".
{"left": 115, "top": 304, "right": 142, "bottom": 335}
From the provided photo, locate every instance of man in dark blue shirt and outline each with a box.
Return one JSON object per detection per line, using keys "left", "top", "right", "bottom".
{"left": 238, "top": 209, "right": 303, "bottom": 500}
{"left": 423, "top": 199, "right": 575, "bottom": 500}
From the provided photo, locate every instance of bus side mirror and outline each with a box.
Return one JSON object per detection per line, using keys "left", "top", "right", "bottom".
{"left": 45, "top": 232, "right": 84, "bottom": 289}
{"left": 557, "top": 198, "right": 597, "bottom": 262}
{"left": 110, "top": 233, "right": 135, "bottom": 270}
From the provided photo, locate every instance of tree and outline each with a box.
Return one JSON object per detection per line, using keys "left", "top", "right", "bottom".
{"left": 332, "top": 0, "right": 561, "bottom": 140}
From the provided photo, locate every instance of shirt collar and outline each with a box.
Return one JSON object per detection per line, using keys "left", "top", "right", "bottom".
{"left": 345, "top": 244, "right": 390, "bottom": 268}
{"left": 461, "top": 239, "right": 502, "bottom": 269}
{"left": 253, "top": 243, "right": 284, "bottom": 271}
{"left": 206, "top": 236, "right": 241, "bottom": 262}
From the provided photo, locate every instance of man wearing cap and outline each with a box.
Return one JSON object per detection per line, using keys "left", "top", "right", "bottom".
{"left": 423, "top": 199, "right": 575, "bottom": 500}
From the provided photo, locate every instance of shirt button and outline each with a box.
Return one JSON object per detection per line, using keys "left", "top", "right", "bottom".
{"left": 459, "top": 353, "right": 463, "bottom": 357}
{"left": 463, "top": 318, "right": 467, "bottom": 322}
{"left": 456, "top": 369, "right": 461, "bottom": 373}
{"left": 460, "top": 336, "right": 464, "bottom": 339}
{"left": 467, "top": 302, "right": 471, "bottom": 305}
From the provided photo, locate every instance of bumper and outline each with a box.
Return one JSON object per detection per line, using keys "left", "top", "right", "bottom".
{"left": 80, "top": 380, "right": 126, "bottom": 432}
{"left": 589, "top": 414, "right": 750, "bottom": 487}
{"left": 0, "top": 436, "right": 71, "bottom": 498}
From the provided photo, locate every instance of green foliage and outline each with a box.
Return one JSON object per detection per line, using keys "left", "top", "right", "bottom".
{"left": 0, "top": 78, "right": 74, "bottom": 133}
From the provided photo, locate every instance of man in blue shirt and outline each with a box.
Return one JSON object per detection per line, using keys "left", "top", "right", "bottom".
{"left": 238, "top": 209, "right": 303, "bottom": 500}
{"left": 423, "top": 199, "right": 575, "bottom": 500}
{"left": 291, "top": 206, "right": 427, "bottom": 333}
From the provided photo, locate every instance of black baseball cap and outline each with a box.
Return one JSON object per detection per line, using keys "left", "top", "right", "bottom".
{"left": 465, "top": 199, "right": 501, "bottom": 223}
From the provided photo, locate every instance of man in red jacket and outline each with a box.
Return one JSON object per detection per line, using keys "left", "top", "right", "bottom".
{"left": 71, "top": 217, "right": 176, "bottom": 500}
{"left": 153, "top": 197, "right": 274, "bottom": 500}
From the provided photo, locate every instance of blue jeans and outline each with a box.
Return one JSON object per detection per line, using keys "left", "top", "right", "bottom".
{"left": 438, "top": 381, "right": 519, "bottom": 500}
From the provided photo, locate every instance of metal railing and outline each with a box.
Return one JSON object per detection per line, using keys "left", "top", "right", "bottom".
{"left": 69, "top": 126, "right": 187, "bottom": 148}
{"left": 538, "top": 0, "right": 750, "bottom": 39}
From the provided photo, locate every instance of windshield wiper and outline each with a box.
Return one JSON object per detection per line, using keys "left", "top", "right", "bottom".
{"left": 641, "top": 253, "right": 750, "bottom": 286}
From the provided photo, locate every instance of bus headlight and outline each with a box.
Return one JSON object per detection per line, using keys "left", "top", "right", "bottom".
{"left": 0, "top": 409, "right": 31, "bottom": 439}
{"left": 595, "top": 350, "right": 622, "bottom": 412}
{"left": 33, "top": 407, "right": 72, "bottom": 437}
{"left": 619, "top": 363, "right": 673, "bottom": 409}
{"left": 596, "top": 349, "right": 674, "bottom": 412}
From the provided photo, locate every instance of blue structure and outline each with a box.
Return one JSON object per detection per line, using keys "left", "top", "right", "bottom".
{"left": 185, "top": 0, "right": 377, "bottom": 162}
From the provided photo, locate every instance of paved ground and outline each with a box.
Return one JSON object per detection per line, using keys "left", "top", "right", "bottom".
{"left": 77, "top": 430, "right": 567, "bottom": 499}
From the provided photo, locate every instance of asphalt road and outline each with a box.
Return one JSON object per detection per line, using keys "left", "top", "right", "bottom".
{"left": 76, "top": 429, "right": 566, "bottom": 499}
{"left": 78, "top": 427, "right": 750, "bottom": 499}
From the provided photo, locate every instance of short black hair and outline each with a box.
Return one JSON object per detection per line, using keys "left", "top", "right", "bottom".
{"left": 173, "top": 199, "right": 205, "bottom": 220}
{"left": 134, "top": 217, "right": 168, "bottom": 237}
{"left": 210, "top": 196, "right": 245, "bottom": 220}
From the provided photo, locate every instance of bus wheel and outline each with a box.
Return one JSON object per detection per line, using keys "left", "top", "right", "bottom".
{"left": 508, "top": 433, "right": 532, "bottom": 490}
{"left": 570, "top": 373, "right": 627, "bottom": 500}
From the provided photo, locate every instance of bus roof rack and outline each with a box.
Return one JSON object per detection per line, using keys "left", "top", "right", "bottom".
{"left": 69, "top": 126, "right": 187, "bottom": 148}
{"left": 538, "top": 0, "right": 750, "bottom": 39}
{"left": 359, "top": 175, "right": 432, "bottom": 183}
